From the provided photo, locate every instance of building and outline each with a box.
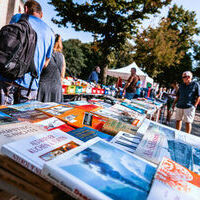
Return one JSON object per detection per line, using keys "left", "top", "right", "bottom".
{"left": 0, "top": 0, "right": 24, "bottom": 29}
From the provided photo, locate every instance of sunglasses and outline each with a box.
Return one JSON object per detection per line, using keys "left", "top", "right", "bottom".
{"left": 182, "top": 76, "right": 189, "bottom": 79}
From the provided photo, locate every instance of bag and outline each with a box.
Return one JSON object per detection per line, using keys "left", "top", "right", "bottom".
{"left": 0, "top": 14, "right": 37, "bottom": 82}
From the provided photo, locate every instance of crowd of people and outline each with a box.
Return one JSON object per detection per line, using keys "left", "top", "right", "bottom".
{"left": 0, "top": 1, "right": 199, "bottom": 134}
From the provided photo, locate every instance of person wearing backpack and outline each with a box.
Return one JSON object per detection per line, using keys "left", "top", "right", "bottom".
{"left": 0, "top": 0, "right": 55, "bottom": 105}
{"left": 37, "top": 34, "right": 66, "bottom": 103}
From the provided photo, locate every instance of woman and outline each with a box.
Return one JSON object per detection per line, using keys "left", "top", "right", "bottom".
{"left": 37, "top": 34, "right": 66, "bottom": 102}
{"left": 134, "top": 76, "right": 141, "bottom": 98}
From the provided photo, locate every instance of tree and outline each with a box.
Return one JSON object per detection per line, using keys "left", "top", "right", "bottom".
{"left": 49, "top": 0, "right": 172, "bottom": 84}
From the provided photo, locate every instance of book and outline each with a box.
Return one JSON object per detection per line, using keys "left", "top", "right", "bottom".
{"left": 42, "top": 138, "right": 156, "bottom": 200}
{"left": 121, "top": 102, "right": 147, "bottom": 114}
{"left": 110, "top": 131, "right": 142, "bottom": 154}
{"left": 0, "top": 122, "right": 46, "bottom": 151}
{"left": 8, "top": 101, "right": 58, "bottom": 111}
{"left": 147, "top": 157, "right": 200, "bottom": 200}
{"left": 102, "top": 118, "right": 138, "bottom": 136}
{"left": 1, "top": 129, "right": 83, "bottom": 176}
{"left": 0, "top": 111, "right": 19, "bottom": 125}
{"left": 67, "top": 127, "right": 113, "bottom": 142}
{"left": 37, "top": 104, "right": 73, "bottom": 117}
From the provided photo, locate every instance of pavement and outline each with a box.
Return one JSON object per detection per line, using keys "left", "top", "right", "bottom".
{"left": 163, "top": 108, "right": 200, "bottom": 136}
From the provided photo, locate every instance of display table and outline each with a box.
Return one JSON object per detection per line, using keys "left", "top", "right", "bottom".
{"left": 0, "top": 156, "right": 75, "bottom": 200}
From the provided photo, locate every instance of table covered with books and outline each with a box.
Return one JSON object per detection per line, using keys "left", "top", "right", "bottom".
{"left": 0, "top": 97, "right": 199, "bottom": 200}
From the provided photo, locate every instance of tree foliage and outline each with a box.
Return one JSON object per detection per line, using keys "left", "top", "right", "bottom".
{"left": 49, "top": 0, "right": 172, "bottom": 83}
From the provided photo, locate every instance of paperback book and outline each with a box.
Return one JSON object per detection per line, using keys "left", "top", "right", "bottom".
{"left": 102, "top": 118, "right": 138, "bottom": 136}
{"left": 42, "top": 138, "right": 156, "bottom": 200}
{"left": 121, "top": 102, "right": 147, "bottom": 114}
{"left": 0, "top": 122, "right": 46, "bottom": 151}
{"left": 67, "top": 127, "right": 113, "bottom": 142}
{"left": 147, "top": 157, "right": 200, "bottom": 200}
{"left": 0, "top": 111, "right": 19, "bottom": 125}
{"left": 110, "top": 131, "right": 142, "bottom": 154}
{"left": 1, "top": 129, "right": 83, "bottom": 176}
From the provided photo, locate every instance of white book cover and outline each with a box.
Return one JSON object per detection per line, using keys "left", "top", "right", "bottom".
{"left": 147, "top": 157, "right": 200, "bottom": 200}
{"left": 42, "top": 138, "right": 156, "bottom": 200}
{"left": 1, "top": 129, "right": 83, "bottom": 176}
{"left": 110, "top": 131, "right": 142, "bottom": 154}
{"left": 35, "top": 117, "right": 65, "bottom": 130}
{"left": 0, "top": 122, "right": 46, "bottom": 151}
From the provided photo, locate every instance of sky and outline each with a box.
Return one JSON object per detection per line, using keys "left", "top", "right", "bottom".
{"left": 37, "top": 0, "right": 200, "bottom": 43}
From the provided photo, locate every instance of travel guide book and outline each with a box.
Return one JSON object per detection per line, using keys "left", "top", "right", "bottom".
{"left": 1, "top": 129, "right": 83, "bottom": 176}
{"left": 110, "top": 131, "right": 142, "bottom": 154}
{"left": 57, "top": 108, "right": 108, "bottom": 130}
{"left": 67, "top": 127, "right": 113, "bottom": 142}
{"left": 102, "top": 118, "right": 138, "bottom": 136}
{"left": 147, "top": 157, "right": 200, "bottom": 200}
{"left": 42, "top": 138, "right": 156, "bottom": 200}
{"left": 36, "top": 104, "right": 73, "bottom": 117}
{"left": 0, "top": 122, "right": 46, "bottom": 151}
{"left": 8, "top": 101, "right": 58, "bottom": 111}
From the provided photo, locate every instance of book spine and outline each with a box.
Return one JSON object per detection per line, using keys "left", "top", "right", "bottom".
{"left": 1, "top": 146, "right": 42, "bottom": 176}
{"left": 42, "top": 165, "right": 111, "bottom": 200}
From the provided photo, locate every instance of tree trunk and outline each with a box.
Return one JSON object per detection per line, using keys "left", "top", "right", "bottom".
{"left": 102, "top": 64, "right": 108, "bottom": 85}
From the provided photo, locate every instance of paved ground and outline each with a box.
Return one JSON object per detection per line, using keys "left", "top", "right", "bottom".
{"left": 163, "top": 108, "right": 200, "bottom": 136}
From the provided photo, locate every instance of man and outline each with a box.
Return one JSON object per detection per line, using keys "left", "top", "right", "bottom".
{"left": 87, "top": 66, "right": 101, "bottom": 84}
{"left": 123, "top": 68, "right": 138, "bottom": 100}
{"left": 172, "top": 71, "right": 200, "bottom": 133}
{"left": 0, "top": 0, "right": 55, "bottom": 104}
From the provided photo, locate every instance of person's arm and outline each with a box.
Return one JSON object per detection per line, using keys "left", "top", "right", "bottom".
{"left": 123, "top": 76, "right": 133, "bottom": 91}
{"left": 61, "top": 54, "right": 66, "bottom": 83}
{"left": 194, "top": 97, "right": 200, "bottom": 108}
{"left": 43, "top": 58, "right": 50, "bottom": 69}
{"left": 194, "top": 83, "right": 200, "bottom": 108}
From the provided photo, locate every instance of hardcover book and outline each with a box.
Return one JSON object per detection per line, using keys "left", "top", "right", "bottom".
{"left": 67, "top": 127, "right": 113, "bottom": 142}
{"left": 110, "top": 131, "right": 142, "bottom": 154}
{"left": 42, "top": 138, "right": 156, "bottom": 200}
{"left": 1, "top": 129, "right": 83, "bottom": 176}
{"left": 0, "top": 122, "right": 46, "bottom": 151}
{"left": 102, "top": 118, "right": 138, "bottom": 136}
{"left": 147, "top": 157, "right": 200, "bottom": 200}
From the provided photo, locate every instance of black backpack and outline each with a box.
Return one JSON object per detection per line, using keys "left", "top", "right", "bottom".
{"left": 0, "top": 14, "right": 37, "bottom": 87}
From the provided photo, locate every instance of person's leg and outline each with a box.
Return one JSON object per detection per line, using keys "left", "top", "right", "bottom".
{"left": 185, "top": 122, "right": 192, "bottom": 134}
{"left": 183, "top": 106, "right": 196, "bottom": 134}
{"left": 175, "top": 108, "right": 183, "bottom": 130}
{"left": 125, "top": 92, "right": 134, "bottom": 100}
{"left": 176, "top": 120, "right": 182, "bottom": 130}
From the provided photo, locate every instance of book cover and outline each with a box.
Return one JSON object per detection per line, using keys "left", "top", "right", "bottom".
{"left": 66, "top": 101, "right": 102, "bottom": 111}
{"left": 0, "top": 107, "right": 23, "bottom": 116}
{"left": 0, "top": 111, "right": 19, "bottom": 125}
{"left": 43, "top": 138, "right": 156, "bottom": 200}
{"left": 147, "top": 157, "right": 200, "bottom": 200}
{"left": 1, "top": 129, "right": 83, "bottom": 176}
{"left": 102, "top": 118, "right": 138, "bottom": 136}
{"left": 121, "top": 102, "right": 147, "bottom": 114}
{"left": 9, "top": 110, "right": 50, "bottom": 123}
{"left": 0, "top": 122, "right": 46, "bottom": 151}
{"left": 8, "top": 101, "right": 58, "bottom": 111}
{"left": 36, "top": 117, "right": 75, "bottom": 132}
{"left": 110, "top": 131, "right": 142, "bottom": 154}
{"left": 37, "top": 104, "right": 73, "bottom": 117}
{"left": 67, "top": 127, "right": 113, "bottom": 142}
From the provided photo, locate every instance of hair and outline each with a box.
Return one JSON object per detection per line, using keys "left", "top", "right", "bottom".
{"left": 131, "top": 67, "right": 136, "bottom": 72}
{"left": 182, "top": 71, "right": 193, "bottom": 79}
{"left": 53, "top": 34, "right": 63, "bottom": 53}
{"left": 24, "top": 0, "right": 42, "bottom": 15}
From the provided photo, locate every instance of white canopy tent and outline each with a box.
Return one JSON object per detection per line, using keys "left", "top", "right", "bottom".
{"left": 107, "top": 62, "right": 153, "bottom": 88}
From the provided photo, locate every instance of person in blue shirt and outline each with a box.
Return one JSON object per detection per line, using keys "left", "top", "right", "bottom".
{"left": 172, "top": 71, "right": 200, "bottom": 133}
{"left": 87, "top": 66, "right": 101, "bottom": 84}
{"left": 0, "top": 0, "right": 55, "bottom": 105}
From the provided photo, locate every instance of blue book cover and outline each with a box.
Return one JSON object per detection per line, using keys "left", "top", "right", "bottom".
{"left": 121, "top": 102, "right": 146, "bottom": 114}
{"left": 67, "top": 127, "right": 113, "bottom": 142}
{"left": 43, "top": 139, "right": 156, "bottom": 200}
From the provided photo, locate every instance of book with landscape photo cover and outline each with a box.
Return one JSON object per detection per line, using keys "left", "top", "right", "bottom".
{"left": 0, "top": 122, "right": 46, "bottom": 151}
{"left": 110, "top": 131, "right": 142, "bottom": 154}
{"left": 147, "top": 157, "right": 200, "bottom": 200}
{"left": 42, "top": 138, "right": 156, "bottom": 200}
{"left": 8, "top": 101, "right": 58, "bottom": 111}
{"left": 1, "top": 129, "right": 83, "bottom": 176}
{"left": 0, "top": 110, "right": 19, "bottom": 125}
{"left": 36, "top": 117, "right": 75, "bottom": 132}
{"left": 135, "top": 120, "right": 200, "bottom": 175}
{"left": 67, "top": 126, "right": 113, "bottom": 142}
{"left": 102, "top": 118, "right": 138, "bottom": 136}
{"left": 57, "top": 108, "right": 108, "bottom": 130}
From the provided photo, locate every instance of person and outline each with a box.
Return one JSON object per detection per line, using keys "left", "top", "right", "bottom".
{"left": 123, "top": 68, "right": 138, "bottom": 100}
{"left": 172, "top": 71, "right": 200, "bottom": 133}
{"left": 134, "top": 76, "right": 141, "bottom": 98}
{"left": 115, "top": 76, "right": 122, "bottom": 97}
{"left": 87, "top": 66, "right": 101, "bottom": 84}
{"left": 37, "top": 34, "right": 66, "bottom": 102}
{"left": 0, "top": 0, "right": 55, "bottom": 105}
{"left": 165, "top": 82, "right": 179, "bottom": 125}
